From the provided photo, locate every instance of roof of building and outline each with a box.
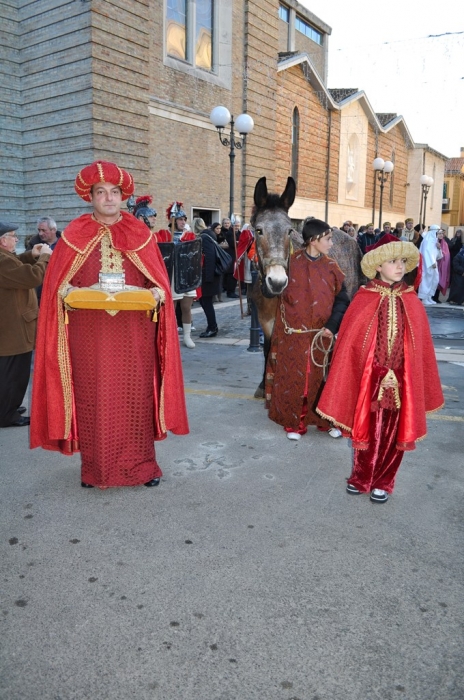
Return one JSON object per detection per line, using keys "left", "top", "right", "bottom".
{"left": 328, "top": 89, "right": 359, "bottom": 103}
{"left": 445, "top": 157, "right": 464, "bottom": 174}
{"left": 376, "top": 113, "right": 397, "bottom": 126}
{"left": 277, "top": 53, "right": 414, "bottom": 147}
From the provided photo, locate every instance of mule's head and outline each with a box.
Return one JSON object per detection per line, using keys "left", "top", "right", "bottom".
{"left": 251, "top": 176, "right": 296, "bottom": 296}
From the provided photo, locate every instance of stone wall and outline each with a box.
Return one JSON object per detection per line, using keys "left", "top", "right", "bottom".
{"left": 0, "top": 0, "right": 24, "bottom": 232}
{"left": 19, "top": 0, "right": 93, "bottom": 235}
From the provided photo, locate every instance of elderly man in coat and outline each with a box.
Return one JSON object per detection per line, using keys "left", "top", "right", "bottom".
{"left": 0, "top": 221, "right": 52, "bottom": 427}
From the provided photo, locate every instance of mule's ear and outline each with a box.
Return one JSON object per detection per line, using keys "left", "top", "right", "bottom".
{"left": 254, "top": 177, "right": 268, "bottom": 209}
{"left": 280, "top": 177, "right": 296, "bottom": 211}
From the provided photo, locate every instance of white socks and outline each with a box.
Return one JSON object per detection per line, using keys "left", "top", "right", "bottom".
{"left": 182, "top": 323, "right": 195, "bottom": 349}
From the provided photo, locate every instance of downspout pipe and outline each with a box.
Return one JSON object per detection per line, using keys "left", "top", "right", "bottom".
{"left": 325, "top": 108, "right": 332, "bottom": 222}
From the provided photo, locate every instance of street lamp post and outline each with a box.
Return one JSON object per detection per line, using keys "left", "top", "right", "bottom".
{"left": 209, "top": 106, "right": 254, "bottom": 218}
{"left": 372, "top": 158, "right": 394, "bottom": 230}
{"left": 419, "top": 175, "right": 434, "bottom": 228}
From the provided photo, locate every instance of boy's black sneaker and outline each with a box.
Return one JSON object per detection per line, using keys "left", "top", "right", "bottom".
{"left": 370, "top": 488, "right": 388, "bottom": 503}
{"left": 346, "top": 483, "right": 360, "bottom": 495}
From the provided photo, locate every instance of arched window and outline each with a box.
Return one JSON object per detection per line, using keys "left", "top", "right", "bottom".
{"left": 292, "top": 107, "right": 299, "bottom": 184}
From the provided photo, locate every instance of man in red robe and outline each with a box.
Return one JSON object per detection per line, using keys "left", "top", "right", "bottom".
{"left": 30, "top": 161, "right": 189, "bottom": 489}
{"left": 317, "top": 234, "right": 444, "bottom": 503}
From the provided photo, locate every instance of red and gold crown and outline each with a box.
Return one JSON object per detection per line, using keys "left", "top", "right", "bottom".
{"left": 74, "top": 161, "right": 134, "bottom": 202}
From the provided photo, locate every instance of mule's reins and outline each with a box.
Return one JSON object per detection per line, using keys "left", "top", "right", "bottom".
{"left": 279, "top": 302, "right": 335, "bottom": 380}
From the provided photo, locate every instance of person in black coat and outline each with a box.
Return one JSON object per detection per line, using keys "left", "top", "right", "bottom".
{"left": 199, "top": 224, "right": 222, "bottom": 337}
{"left": 448, "top": 247, "right": 464, "bottom": 305}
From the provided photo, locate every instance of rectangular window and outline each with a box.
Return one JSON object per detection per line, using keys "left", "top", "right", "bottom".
{"left": 295, "top": 16, "right": 322, "bottom": 45}
{"left": 167, "top": 0, "right": 187, "bottom": 61}
{"left": 279, "top": 4, "right": 290, "bottom": 22}
{"left": 196, "top": 0, "right": 213, "bottom": 70}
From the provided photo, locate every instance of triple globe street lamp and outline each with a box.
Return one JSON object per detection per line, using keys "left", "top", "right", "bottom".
{"left": 372, "top": 157, "right": 394, "bottom": 230}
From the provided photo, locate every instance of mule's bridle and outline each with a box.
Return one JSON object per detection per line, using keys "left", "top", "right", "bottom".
{"left": 256, "top": 230, "right": 296, "bottom": 279}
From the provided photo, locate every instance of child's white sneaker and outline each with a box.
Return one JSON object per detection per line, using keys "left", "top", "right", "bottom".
{"left": 287, "top": 432, "right": 301, "bottom": 441}
{"left": 370, "top": 488, "right": 388, "bottom": 503}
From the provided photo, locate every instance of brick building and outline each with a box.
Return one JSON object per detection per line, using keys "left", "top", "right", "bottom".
{"left": 0, "top": 0, "right": 445, "bottom": 242}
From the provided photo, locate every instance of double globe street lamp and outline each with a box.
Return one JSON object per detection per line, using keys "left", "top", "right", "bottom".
{"left": 419, "top": 174, "right": 434, "bottom": 228}
{"left": 209, "top": 106, "right": 254, "bottom": 219}
{"left": 372, "top": 157, "right": 394, "bottom": 230}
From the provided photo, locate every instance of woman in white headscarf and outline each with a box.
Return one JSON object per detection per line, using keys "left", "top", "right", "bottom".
{"left": 418, "top": 224, "right": 440, "bottom": 305}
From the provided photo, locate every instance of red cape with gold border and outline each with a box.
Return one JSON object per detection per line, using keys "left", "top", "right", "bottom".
{"left": 30, "top": 212, "right": 189, "bottom": 453}
{"left": 316, "top": 281, "right": 444, "bottom": 450}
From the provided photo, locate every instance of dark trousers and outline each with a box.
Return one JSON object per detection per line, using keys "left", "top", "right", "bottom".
{"left": 224, "top": 272, "right": 237, "bottom": 295}
{"left": 199, "top": 296, "right": 217, "bottom": 330}
{"left": 0, "top": 352, "right": 32, "bottom": 426}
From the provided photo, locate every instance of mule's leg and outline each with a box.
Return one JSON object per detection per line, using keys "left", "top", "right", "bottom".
{"left": 254, "top": 336, "right": 270, "bottom": 399}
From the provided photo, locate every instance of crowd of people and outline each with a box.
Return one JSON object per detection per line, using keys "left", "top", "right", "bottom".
{"left": 0, "top": 159, "right": 453, "bottom": 504}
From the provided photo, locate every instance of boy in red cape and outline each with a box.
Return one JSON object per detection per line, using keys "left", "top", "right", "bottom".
{"left": 317, "top": 234, "right": 444, "bottom": 503}
{"left": 30, "top": 161, "right": 189, "bottom": 489}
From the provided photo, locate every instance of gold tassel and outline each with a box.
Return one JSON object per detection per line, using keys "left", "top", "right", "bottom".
{"left": 152, "top": 309, "right": 157, "bottom": 322}
{"left": 64, "top": 309, "right": 69, "bottom": 325}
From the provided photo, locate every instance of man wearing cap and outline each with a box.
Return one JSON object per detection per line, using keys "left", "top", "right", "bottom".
{"left": 376, "top": 222, "right": 392, "bottom": 243}
{"left": 30, "top": 161, "right": 189, "bottom": 489}
{"left": 0, "top": 222, "right": 52, "bottom": 427}
{"left": 317, "top": 234, "right": 443, "bottom": 503}
{"left": 358, "top": 223, "right": 376, "bottom": 256}
{"left": 401, "top": 218, "right": 414, "bottom": 242}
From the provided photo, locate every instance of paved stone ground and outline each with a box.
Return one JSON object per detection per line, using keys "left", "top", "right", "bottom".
{"left": 1, "top": 299, "right": 463, "bottom": 700}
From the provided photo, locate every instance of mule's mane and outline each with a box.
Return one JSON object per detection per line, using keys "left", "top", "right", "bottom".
{"left": 250, "top": 194, "right": 288, "bottom": 227}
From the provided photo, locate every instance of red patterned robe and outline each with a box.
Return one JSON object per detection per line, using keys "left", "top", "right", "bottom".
{"left": 317, "top": 280, "right": 444, "bottom": 493}
{"left": 30, "top": 213, "right": 189, "bottom": 488}
{"left": 266, "top": 251, "right": 346, "bottom": 432}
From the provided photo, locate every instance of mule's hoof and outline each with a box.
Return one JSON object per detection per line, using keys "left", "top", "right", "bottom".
{"left": 254, "top": 386, "right": 265, "bottom": 399}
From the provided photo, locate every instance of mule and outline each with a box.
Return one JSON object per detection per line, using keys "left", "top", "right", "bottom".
{"left": 250, "top": 176, "right": 300, "bottom": 398}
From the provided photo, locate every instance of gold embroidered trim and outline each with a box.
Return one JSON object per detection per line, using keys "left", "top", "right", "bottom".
{"left": 57, "top": 237, "right": 102, "bottom": 436}
{"left": 100, "top": 234, "right": 124, "bottom": 273}
{"left": 378, "top": 368, "right": 401, "bottom": 409}
{"left": 97, "top": 162, "right": 105, "bottom": 182}
{"left": 315, "top": 407, "right": 352, "bottom": 434}
{"left": 62, "top": 227, "right": 107, "bottom": 255}
{"left": 108, "top": 228, "right": 152, "bottom": 253}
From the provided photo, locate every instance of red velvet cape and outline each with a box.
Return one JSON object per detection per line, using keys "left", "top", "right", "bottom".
{"left": 30, "top": 212, "right": 189, "bottom": 453}
{"left": 317, "top": 282, "right": 444, "bottom": 450}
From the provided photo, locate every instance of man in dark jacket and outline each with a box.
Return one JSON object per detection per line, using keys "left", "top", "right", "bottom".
{"left": 0, "top": 221, "right": 51, "bottom": 426}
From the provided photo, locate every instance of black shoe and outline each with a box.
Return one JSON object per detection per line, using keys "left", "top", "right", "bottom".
{"left": 144, "top": 478, "right": 160, "bottom": 487}
{"left": 81, "top": 482, "right": 94, "bottom": 488}
{"left": 226, "top": 293, "right": 239, "bottom": 298}
{"left": 346, "top": 483, "right": 361, "bottom": 495}
{"left": 370, "top": 489, "right": 389, "bottom": 503}
{"left": 199, "top": 328, "right": 218, "bottom": 338}
{"left": 2, "top": 416, "right": 30, "bottom": 427}
{"left": 17, "top": 406, "right": 27, "bottom": 415}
